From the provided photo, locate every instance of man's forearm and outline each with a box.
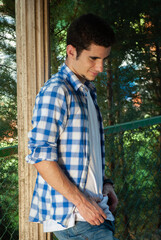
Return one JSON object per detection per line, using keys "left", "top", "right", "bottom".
{"left": 34, "top": 160, "right": 84, "bottom": 206}
{"left": 34, "top": 160, "right": 107, "bottom": 225}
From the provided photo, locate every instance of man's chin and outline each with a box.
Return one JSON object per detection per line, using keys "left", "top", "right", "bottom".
{"left": 80, "top": 74, "right": 96, "bottom": 82}
{"left": 83, "top": 75, "right": 95, "bottom": 81}
{"left": 86, "top": 77, "right": 95, "bottom": 82}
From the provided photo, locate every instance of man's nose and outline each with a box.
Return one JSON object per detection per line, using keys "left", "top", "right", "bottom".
{"left": 95, "top": 61, "right": 104, "bottom": 72}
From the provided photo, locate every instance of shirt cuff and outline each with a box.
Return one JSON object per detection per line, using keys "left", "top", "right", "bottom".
{"left": 25, "top": 146, "right": 58, "bottom": 164}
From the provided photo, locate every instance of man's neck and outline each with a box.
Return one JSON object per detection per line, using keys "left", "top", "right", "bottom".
{"left": 65, "top": 60, "right": 86, "bottom": 84}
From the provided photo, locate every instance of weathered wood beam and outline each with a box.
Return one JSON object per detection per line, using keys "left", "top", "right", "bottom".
{"left": 16, "top": 0, "right": 51, "bottom": 239}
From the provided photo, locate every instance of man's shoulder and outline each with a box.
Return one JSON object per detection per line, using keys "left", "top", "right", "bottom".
{"left": 40, "top": 71, "right": 70, "bottom": 95}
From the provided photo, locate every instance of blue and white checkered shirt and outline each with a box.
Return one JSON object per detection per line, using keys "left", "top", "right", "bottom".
{"left": 26, "top": 63, "right": 105, "bottom": 227}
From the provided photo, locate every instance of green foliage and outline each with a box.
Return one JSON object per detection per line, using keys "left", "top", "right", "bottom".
{"left": 0, "top": 144, "right": 18, "bottom": 240}
{"left": 50, "top": 0, "right": 84, "bottom": 73}
{"left": 0, "top": 0, "right": 15, "bottom": 18}
{"left": 0, "top": 0, "right": 17, "bottom": 140}
{"left": 105, "top": 123, "right": 161, "bottom": 239}
{"left": 0, "top": 1, "right": 18, "bottom": 239}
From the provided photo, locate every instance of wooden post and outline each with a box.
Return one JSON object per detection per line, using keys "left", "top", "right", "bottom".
{"left": 16, "top": 0, "right": 52, "bottom": 239}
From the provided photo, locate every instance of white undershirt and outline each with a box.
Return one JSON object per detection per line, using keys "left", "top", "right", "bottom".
{"left": 43, "top": 87, "right": 114, "bottom": 232}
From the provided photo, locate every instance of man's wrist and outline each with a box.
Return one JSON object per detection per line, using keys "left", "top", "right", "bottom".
{"left": 103, "top": 178, "right": 114, "bottom": 186}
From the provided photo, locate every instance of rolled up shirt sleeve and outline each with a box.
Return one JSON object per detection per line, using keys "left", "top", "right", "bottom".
{"left": 26, "top": 84, "right": 68, "bottom": 164}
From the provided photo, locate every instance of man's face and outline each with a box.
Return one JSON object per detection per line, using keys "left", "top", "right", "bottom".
{"left": 66, "top": 43, "right": 111, "bottom": 83}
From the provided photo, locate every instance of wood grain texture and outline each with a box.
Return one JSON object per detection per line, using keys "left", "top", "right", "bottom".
{"left": 16, "top": 0, "right": 51, "bottom": 239}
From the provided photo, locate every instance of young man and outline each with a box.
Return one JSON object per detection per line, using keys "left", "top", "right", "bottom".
{"left": 26, "top": 14, "right": 118, "bottom": 240}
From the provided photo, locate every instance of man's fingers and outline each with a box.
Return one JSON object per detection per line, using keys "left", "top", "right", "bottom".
{"left": 77, "top": 196, "right": 107, "bottom": 225}
{"left": 90, "top": 215, "right": 105, "bottom": 226}
{"left": 90, "top": 199, "right": 107, "bottom": 224}
{"left": 103, "top": 184, "right": 118, "bottom": 212}
{"left": 108, "top": 192, "right": 118, "bottom": 212}
{"left": 90, "top": 198, "right": 107, "bottom": 220}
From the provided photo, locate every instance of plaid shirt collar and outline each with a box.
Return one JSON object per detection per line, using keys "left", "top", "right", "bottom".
{"left": 60, "top": 63, "right": 97, "bottom": 98}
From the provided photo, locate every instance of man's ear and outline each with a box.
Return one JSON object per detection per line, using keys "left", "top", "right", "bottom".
{"left": 66, "top": 45, "right": 77, "bottom": 59}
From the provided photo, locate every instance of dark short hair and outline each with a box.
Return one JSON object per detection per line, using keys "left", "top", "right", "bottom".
{"left": 67, "top": 13, "right": 115, "bottom": 57}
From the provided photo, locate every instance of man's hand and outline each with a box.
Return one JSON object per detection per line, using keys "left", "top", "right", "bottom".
{"left": 34, "top": 161, "right": 106, "bottom": 226}
{"left": 103, "top": 184, "right": 118, "bottom": 212}
{"left": 76, "top": 196, "right": 107, "bottom": 226}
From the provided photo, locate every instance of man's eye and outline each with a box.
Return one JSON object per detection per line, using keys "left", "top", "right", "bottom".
{"left": 90, "top": 57, "right": 97, "bottom": 60}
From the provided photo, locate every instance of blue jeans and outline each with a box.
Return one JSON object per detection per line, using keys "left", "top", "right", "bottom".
{"left": 54, "top": 220, "right": 119, "bottom": 240}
